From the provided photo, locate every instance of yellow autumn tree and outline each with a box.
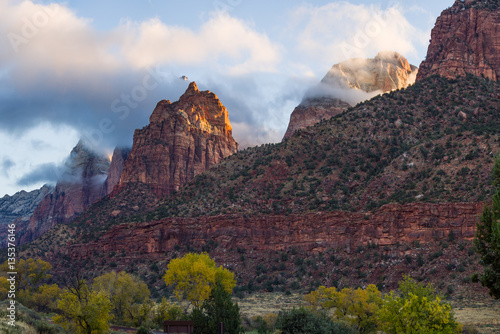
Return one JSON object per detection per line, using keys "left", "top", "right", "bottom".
{"left": 92, "top": 271, "right": 150, "bottom": 326}
{"left": 54, "top": 280, "right": 113, "bottom": 334}
{"left": 0, "top": 276, "right": 9, "bottom": 300}
{"left": 0, "top": 258, "right": 52, "bottom": 291}
{"left": 30, "top": 283, "right": 62, "bottom": 312}
{"left": 378, "top": 276, "right": 458, "bottom": 334}
{"left": 163, "top": 252, "right": 235, "bottom": 307}
{"left": 0, "top": 258, "right": 58, "bottom": 311}
{"left": 304, "top": 284, "right": 382, "bottom": 333}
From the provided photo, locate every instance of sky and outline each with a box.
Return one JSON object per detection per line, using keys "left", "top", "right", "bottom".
{"left": 0, "top": 0, "right": 453, "bottom": 197}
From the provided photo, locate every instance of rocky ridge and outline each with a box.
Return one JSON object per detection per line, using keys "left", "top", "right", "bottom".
{"left": 0, "top": 185, "right": 53, "bottom": 226}
{"left": 417, "top": 0, "right": 500, "bottom": 81}
{"left": 283, "top": 52, "right": 418, "bottom": 139}
{"left": 116, "top": 82, "right": 238, "bottom": 197}
{"left": 19, "top": 141, "right": 110, "bottom": 244}
{"left": 0, "top": 185, "right": 53, "bottom": 248}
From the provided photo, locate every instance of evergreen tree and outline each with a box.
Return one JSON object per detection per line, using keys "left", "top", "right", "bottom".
{"left": 191, "top": 280, "right": 243, "bottom": 334}
{"left": 475, "top": 156, "right": 500, "bottom": 298}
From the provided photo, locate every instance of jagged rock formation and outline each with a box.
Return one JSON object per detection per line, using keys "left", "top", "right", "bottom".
{"left": 67, "top": 202, "right": 481, "bottom": 258}
{"left": 323, "top": 51, "right": 418, "bottom": 92}
{"left": 19, "top": 141, "right": 109, "bottom": 244}
{"left": 283, "top": 52, "right": 418, "bottom": 139}
{"left": 116, "top": 82, "right": 238, "bottom": 197}
{"left": 0, "top": 185, "right": 53, "bottom": 226}
{"left": 417, "top": 0, "right": 500, "bottom": 81}
{"left": 100, "top": 147, "right": 130, "bottom": 196}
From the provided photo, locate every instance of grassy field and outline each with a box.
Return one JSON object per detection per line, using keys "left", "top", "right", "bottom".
{"left": 453, "top": 298, "right": 500, "bottom": 334}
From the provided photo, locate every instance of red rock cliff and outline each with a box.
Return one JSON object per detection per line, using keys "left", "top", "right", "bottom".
{"left": 116, "top": 82, "right": 238, "bottom": 197}
{"left": 20, "top": 141, "right": 109, "bottom": 244}
{"left": 417, "top": 0, "right": 500, "bottom": 81}
{"left": 67, "top": 202, "right": 482, "bottom": 258}
{"left": 100, "top": 147, "right": 130, "bottom": 196}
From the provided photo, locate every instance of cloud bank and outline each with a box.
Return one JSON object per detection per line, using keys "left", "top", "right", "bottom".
{"left": 287, "top": 2, "right": 429, "bottom": 69}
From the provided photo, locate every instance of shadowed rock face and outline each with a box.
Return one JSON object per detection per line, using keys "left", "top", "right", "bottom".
{"left": 100, "top": 147, "right": 130, "bottom": 197}
{"left": 283, "top": 52, "right": 417, "bottom": 140}
{"left": 417, "top": 0, "right": 500, "bottom": 81}
{"left": 116, "top": 82, "right": 238, "bottom": 197}
{"left": 20, "top": 141, "right": 109, "bottom": 244}
{"left": 0, "top": 185, "right": 53, "bottom": 248}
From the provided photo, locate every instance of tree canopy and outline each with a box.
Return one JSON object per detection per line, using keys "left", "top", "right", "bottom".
{"left": 163, "top": 252, "right": 235, "bottom": 306}
{"left": 92, "top": 271, "right": 150, "bottom": 325}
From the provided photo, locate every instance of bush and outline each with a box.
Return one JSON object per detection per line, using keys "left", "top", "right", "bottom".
{"left": 378, "top": 276, "right": 458, "bottom": 334}
{"left": 136, "top": 326, "right": 149, "bottom": 334}
{"left": 276, "top": 307, "right": 357, "bottom": 334}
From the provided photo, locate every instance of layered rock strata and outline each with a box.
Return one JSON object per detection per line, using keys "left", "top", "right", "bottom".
{"left": 417, "top": 0, "right": 500, "bottom": 81}
{"left": 116, "top": 82, "right": 238, "bottom": 197}
{"left": 67, "top": 202, "right": 482, "bottom": 258}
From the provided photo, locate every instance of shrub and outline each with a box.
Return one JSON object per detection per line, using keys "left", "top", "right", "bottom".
{"left": 378, "top": 276, "right": 458, "bottom": 334}
{"left": 276, "top": 307, "right": 356, "bottom": 334}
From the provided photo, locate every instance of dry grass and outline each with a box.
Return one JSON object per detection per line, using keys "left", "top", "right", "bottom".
{"left": 237, "top": 292, "right": 303, "bottom": 320}
{"left": 453, "top": 299, "right": 500, "bottom": 334}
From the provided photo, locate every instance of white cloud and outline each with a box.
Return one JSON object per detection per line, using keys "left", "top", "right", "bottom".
{"left": 287, "top": 2, "right": 429, "bottom": 68}
{"left": 0, "top": 1, "right": 281, "bottom": 82}
{"left": 0, "top": 123, "right": 79, "bottom": 196}
{"left": 119, "top": 13, "right": 281, "bottom": 73}
{"left": 231, "top": 122, "right": 284, "bottom": 149}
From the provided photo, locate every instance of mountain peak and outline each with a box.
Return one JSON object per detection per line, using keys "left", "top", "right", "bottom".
{"left": 187, "top": 81, "right": 199, "bottom": 93}
{"left": 119, "top": 83, "right": 238, "bottom": 197}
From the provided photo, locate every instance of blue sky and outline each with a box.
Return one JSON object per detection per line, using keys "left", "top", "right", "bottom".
{"left": 0, "top": 0, "right": 452, "bottom": 196}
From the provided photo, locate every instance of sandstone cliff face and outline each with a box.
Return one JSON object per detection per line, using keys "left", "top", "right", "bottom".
{"left": 20, "top": 141, "right": 109, "bottom": 244}
{"left": 417, "top": 0, "right": 500, "bottom": 81}
{"left": 67, "top": 202, "right": 481, "bottom": 258}
{"left": 283, "top": 52, "right": 418, "bottom": 139}
{"left": 323, "top": 51, "right": 418, "bottom": 92}
{"left": 117, "top": 82, "right": 238, "bottom": 197}
{"left": 100, "top": 147, "right": 130, "bottom": 196}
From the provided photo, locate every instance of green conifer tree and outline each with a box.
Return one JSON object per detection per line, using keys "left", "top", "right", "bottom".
{"left": 475, "top": 156, "right": 500, "bottom": 298}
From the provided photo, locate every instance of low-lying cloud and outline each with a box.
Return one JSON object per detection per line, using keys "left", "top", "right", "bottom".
{"left": 303, "top": 81, "right": 382, "bottom": 107}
